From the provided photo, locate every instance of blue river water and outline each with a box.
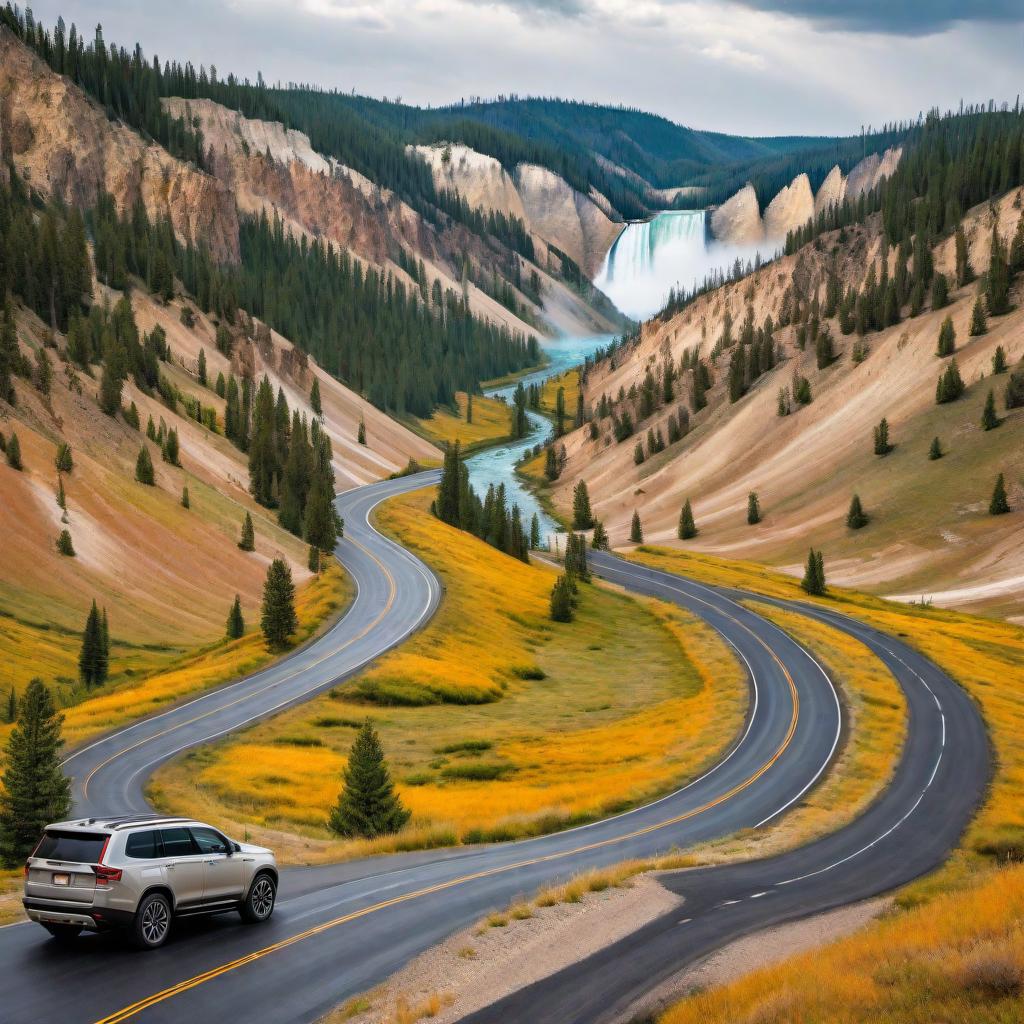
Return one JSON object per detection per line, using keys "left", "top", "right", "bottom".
{"left": 466, "top": 333, "right": 613, "bottom": 546}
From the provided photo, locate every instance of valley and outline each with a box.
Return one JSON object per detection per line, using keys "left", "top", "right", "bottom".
{"left": 0, "top": 5, "right": 1022, "bottom": 1024}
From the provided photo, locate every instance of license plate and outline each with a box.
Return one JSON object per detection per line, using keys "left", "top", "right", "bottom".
{"left": 52, "top": 873, "right": 70, "bottom": 886}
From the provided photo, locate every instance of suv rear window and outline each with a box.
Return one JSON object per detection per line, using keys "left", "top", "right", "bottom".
{"left": 35, "top": 831, "right": 107, "bottom": 864}
{"left": 125, "top": 830, "right": 161, "bottom": 859}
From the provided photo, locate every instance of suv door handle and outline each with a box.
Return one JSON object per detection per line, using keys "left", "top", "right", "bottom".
{"left": 205, "top": 859, "right": 217, "bottom": 865}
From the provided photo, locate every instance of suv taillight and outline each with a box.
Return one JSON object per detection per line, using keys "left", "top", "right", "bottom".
{"left": 24, "top": 861, "right": 30, "bottom": 880}
{"left": 94, "top": 864, "right": 122, "bottom": 886}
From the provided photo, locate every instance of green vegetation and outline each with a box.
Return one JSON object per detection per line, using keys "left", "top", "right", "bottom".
{"left": 261, "top": 559, "right": 298, "bottom": 648}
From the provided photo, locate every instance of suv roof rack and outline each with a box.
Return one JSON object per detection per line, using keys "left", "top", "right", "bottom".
{"left": 109, "top": 816, "right": 193, "bottom": 831}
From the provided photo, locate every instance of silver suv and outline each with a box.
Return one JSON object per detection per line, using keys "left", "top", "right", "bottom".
{"left": 23, "top": 815, "right": 278, "bottom": 949}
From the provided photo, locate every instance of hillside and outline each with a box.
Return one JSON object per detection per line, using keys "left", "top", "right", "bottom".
{"left": 545, "top": 180, "right": 1024, "bottom": 619}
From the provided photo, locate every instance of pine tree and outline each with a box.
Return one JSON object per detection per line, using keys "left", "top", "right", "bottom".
{"left": 630, "top": 509, "right": 643, "bottom": 544}
{"left": 328, "top": 720, "right": 410, "bottom": 839}
{"left": 181, "top": 485, "right": 190, "bottom": 509}
{"left": 0, "top": 300, "right": 18, "bottom": 406}
{"left": 591, "top": 520, "right": 608, "bottom": 550}
{"left": 955, "top": 223, "right": 974, "bottom": 287}
{"left": 357, "top": 419, "right": 366, "bottom": 445}
{"left": 634, "top": 441, "right": 645, "bottom": 465}
{"left": 308, "top": 544, "right": 321, "bottom": 574}
{"left": 747, "top": 492, "right": 761, "bottom": 525}
{"left": 989, "top": 473, "right": 1010, "bottom": 515}
{"left": 261, "top": 558, "right": 297, "bottom": 647}
{"left": 56, "top": 529, "right": 75, "bottom": 556}
{"left": 0, "top": 680, "right": 72, "bottom": 867}
{"left": 846, "top": 494, "right": 869, "bottom": 529}
{"left": 801, "top": 549, "right": 826, "bottom": 595}
{"left": 78, "top": 601, "right": 108, "bottom": 687}
{"left": 936, "top": 359, "right": 965, "bottom": 404}
{"left": 54, "top": 442, "right": 73, "bottom": 474}
{"left": 928, "top": 436, "right": 944, "bottom": 461}
{"left": 2, "top": 429, "right": 24, "bottom": 471}
{"left": 572, "top": 480, "right": 594, "bottom": 530}
{"left": 873, "top": 418, "right": 893, "bottom": 456}
{"left": 238, "top": 512, "right": 255, "bottom": 551}
{"left": 226, "top": 595, "right": 245, "bottom": 639}
{"left": 969, "top": 296, "right": 988, "bottom": 336}
{"left": 936, "top": 316, "right": 956, "bottom": 357}
{"left": 549, "top": 574, "right": 573, "bottom": 623}
{"left": 197, "top": 348, "right": 207, "bottom": 387}
{"left": 992, "top": 346, "right": 1008, "bottom": 374}
{"left": 162, "top": 427, "right": 180, "bottom": 466}
{"left": 564, "top": 533, "right": 590, "bottom": 582}
{"left": 815, "top": 326, "right": 835, "bottom": 369}
{"left": 135, "top": 444, "right": 155, "bottom": 484}
{"left": 310, "top": 377, "right": 322, "bottom": 416}
{"left": 544, "top": 445, "right": 559, "bottom": 481}
{"left": 678, "top": 499, "right": 697, "bottom": 539}
{"left": 981, "top": 390, "right": 1001, "bottom": 431}
{"left": 986, "top": 226, "right": 1012, "bottom": 316}
{"left": 529, "top": 513, "right": 541, "bottom": 550}
{"left": 930, "top": 273, "right": 949, "bottom": 310}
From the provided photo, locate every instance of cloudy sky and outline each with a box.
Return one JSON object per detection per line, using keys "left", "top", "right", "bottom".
{"left": 27, "top": 0, "right": 1024, "bottom": 136}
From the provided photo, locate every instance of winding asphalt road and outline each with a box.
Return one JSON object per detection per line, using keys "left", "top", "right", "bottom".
{"left": 0, "top": 473, "right": 989, "bottom": 1024}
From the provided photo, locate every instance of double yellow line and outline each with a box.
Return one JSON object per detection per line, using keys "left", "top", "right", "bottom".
{"left": 95, "top": 600, "right": 800, "bottom": 1024}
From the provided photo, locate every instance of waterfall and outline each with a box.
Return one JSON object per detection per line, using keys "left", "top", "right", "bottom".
{"left": 594, "top": 209, "right": 768, "bottom": 321}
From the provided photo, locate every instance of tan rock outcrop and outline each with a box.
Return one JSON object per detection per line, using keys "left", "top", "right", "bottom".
{"left": 0, "top": 29, "right": 239, "bottom": 263}
{"left": 710, "top": 183, "right": 764, "bottom": 245}
{"left": 413, "top": 143, "right": 527, "bottom": 220}
{"left": 763, "top": 173, "right": 814, "bottom": 240}
{"left": 814, "top": 165, "right": 847, "bottom": 217}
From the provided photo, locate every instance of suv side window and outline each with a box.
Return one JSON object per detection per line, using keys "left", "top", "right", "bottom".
{"left": 191, "top": 827, "right": 229, "bottom": 855}
{"left": 125, "top": 830, "right": 162, "bottom": 859}
{"left": 160, "top": 827, "right": 198, "bottom": 858}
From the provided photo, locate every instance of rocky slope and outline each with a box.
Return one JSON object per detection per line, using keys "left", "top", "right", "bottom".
{"left": 548, "top": 190, "right": 1024, "bottom": 619}
{"left": 711, "top": 147, "right": 903, "bottom": 246}
{"left": 0, "top": 28, "right": 240, "bottom": 263}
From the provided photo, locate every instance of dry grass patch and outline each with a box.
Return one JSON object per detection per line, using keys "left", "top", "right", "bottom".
{"left": 152, "top": 489, "right": 746, "bottom": 860}
{"left": 413, "top": 392, "right": 512, "bottom": 452}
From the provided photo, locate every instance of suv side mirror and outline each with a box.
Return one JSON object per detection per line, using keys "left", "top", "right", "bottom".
{"left": 232, "top": 842, "right": 241, "bottom": 854}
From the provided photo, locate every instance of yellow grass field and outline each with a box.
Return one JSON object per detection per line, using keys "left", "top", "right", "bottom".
{"left": 0, "top": 564, "right": 349, "bottom": 750}
{"left": 538, "top": 368, "right": 580, "bottom": 423}
{"left": 414, "top": 392, "right": 512, "bottom": 451}
{"left": 621, "top": 547, "right": 1024, "bottom": 1024}
{"left": 150, "top": 489, "right": 747, "bottom": 860}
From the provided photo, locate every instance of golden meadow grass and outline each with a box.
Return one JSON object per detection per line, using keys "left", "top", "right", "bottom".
{"left": 623, "top": 547, "right": 1024, "bottom": 1024}
{"left": 0, "top": 563, "right": 348, "bottom": 751}
{"left": 414, "top": 391, "right": 512, "bottom": 451}
{"left": 149, "top": 489, "right": 747, "bottom": 860}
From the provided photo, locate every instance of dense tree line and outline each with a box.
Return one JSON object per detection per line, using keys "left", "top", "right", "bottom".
{"left": 433, "top": 442, "right": 530, "bottom": 561}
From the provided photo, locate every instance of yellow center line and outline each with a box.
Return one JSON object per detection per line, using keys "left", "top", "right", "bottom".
{"left": 94, "top": 597, "right": 800, "bottom": 1024}
{"left": 81, "top": 536, "right": 397, "bottom": 801}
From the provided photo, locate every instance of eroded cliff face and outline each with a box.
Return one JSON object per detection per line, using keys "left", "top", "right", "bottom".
{"left": 413, "top": 143, "right": 528, "bottom": 221}
{"left": 0, "top": 29, "right": 239, "bottom": 263}
{"left": 710, "top": 147, "right": 904, "bottom": 246}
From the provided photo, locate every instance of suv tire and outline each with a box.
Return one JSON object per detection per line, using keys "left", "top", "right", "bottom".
{"left": 240, "top": 872, "right": 276, "bottom": 923}
{"left": 44, "top": 924, "right": 82, "bottom": 944}
{"left": 132, "top": 892, "right": 172, "bottom": 950}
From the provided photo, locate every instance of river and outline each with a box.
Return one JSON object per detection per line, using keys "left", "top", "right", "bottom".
{"left": 466, "top": 334, "right": 612, "bottom": 545}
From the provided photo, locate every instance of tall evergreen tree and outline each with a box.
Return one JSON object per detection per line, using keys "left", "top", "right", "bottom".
{"left": 630, "top": 509, "right": 643, "bottom": 544}
{"left": 328, "top": 720, "right": 410, "bottom": 839}
{"left": 530, "top": 513, "right": 541, "bottom": 550}
{"left": 591, "top": 520, "right": 609, "bottom": 550}
{"left": 986, "top": 226, "right": 1012, "bottom": 316}
{"left": 928, "top": 436, "right": 944, "bottom": 461}
{"left": 549, "top": 574, "right": 574, "bottom": 623}
{"left": 678, "top": 499, "right": 697, "bottom": 539}
{"left": 989, "top": 473, "right": 1010, "bottom": 515}
{"left": 310, "top": 377, "right": 322, "bottom": 416}
{"left": 135, "top": 444, "right": 155, "bottom": 484}
{"left": 981, "top": 390, "right": 1001, "bottom": 431}
{"left": 936, "top": 316, "right": 956, "bottom": 357}
{"left": 0, "top": 680, "right": 72, "bottom": 867}
{"left": 226, "top": 595, "right": 245, "bottom": 639}
{"left": 56, "top": 529, "right": 75, "bottom": 556}
{"left": 846, "top": 494, "right": 869, "bottom": 529}
{"left": 571, "top": 480, "right": 594, "bottom": 530}
{"left": 873, "top": 418, "right": 893, "bottom": 456}
{"left": 969, "top": 296, "right": 988, "bottom": 336}
{"left": 936, "top": 359, "right": 965, "bottom": 404}
{"left": 992, "top": 346, "right": 1008, "bottom": 374}
{"left": 54, "top": 442, "right": 73, "bottom": 474}
{"left": 801, "top": 549, "right": 826, "bottom": 596}
{"left": 238, "top": 511, "right": 256, "bottom": 551}
{"left": 181, "top": 485, "right": 190, "bottom": 509}
{"left": 261, "top": 558, "right": 297, "bottom": 647}
{"left": 5, "top": 432, "right": 22, "bottom": 470}
{"left": 78, "top": 600, "right": 108, "bottom": 687}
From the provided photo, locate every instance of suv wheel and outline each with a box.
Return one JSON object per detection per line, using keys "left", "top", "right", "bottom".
{"left": 240, "top": 873, "right": 276, "bottom": 923}
{"left": 44, "top": 924, "right": 82, "bottom": 944}
{"left": 132, "top": 892, "right": 172, "bottom": 950}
